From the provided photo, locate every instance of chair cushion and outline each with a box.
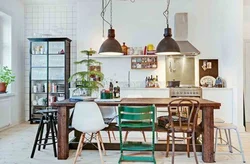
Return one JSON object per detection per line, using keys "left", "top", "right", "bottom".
{"left": 157, "top": 115, "right": 188, "bottom": 128}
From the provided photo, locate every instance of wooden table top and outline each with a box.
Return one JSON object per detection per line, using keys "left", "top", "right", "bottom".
{"left": 51, "top": 97, "right": 221, "bottom": 109}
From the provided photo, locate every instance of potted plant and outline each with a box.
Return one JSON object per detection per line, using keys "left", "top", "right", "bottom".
{"left": 68, "top": 49, "right": 104, "bottom": 97}
{"left": 0, "top": 66, "right": 15, "bottom": 93}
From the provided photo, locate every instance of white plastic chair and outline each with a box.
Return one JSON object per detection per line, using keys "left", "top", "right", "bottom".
{"left": 72, "top": 102, "right": 108, "bottom": 164}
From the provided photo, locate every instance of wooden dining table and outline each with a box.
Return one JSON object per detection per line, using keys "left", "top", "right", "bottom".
{"left": 51, "top": 97, "right": 221, "bottom": 163}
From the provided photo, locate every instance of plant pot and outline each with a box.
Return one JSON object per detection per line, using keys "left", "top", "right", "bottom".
{"left": 0, "top": 82, "right": 7, "bottom": 93}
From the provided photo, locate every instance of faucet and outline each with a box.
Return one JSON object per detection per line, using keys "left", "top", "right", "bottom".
{"left": 128, "top": 71, "right": 130, "bottom": 87}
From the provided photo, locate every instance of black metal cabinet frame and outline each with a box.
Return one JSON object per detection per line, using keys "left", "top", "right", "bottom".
{"left": 28, "top": 38, "right": 71, "bottom": 123}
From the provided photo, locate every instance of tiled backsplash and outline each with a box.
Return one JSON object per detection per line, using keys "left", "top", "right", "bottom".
{"left": 24, "top": 4, "right": 77, "bottom": 121}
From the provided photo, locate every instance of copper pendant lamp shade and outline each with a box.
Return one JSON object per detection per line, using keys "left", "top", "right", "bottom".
{"left": 99, "top": 28, "right": 122, "bottom": 55}
{"left": 156, "top": 28, "right": 180, "bottom": 55}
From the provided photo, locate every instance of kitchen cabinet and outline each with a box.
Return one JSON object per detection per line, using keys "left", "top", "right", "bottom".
{"left": 28, "top": 38, "right": 71, "bottom": 123}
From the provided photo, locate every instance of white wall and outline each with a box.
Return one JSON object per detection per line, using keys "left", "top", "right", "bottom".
{"left": 244, "top": 0, "right": 250, "bottom": 39}
{"left": 77, "top": 0, "right": 244, "bottom": 128}
{"left": 0, "top": 0, "right": 25, "bottom": 125}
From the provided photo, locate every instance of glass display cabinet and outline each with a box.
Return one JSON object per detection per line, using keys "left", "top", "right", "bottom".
{"left": 28, "top": 38, "right": 71, "bottom": 123}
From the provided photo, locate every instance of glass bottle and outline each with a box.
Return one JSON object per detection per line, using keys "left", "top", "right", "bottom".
{"left": 121, "top": 42, "right": 128, "bottom": 55}
{"left": 114, "top": 81, "right": 120, "bottom": 98}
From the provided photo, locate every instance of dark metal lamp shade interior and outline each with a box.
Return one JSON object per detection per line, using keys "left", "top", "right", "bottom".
{"left": 156, "top": 28, "right": 181, "bottom": 55}
{"left": 99, "top": 28, "right": 123, "bottom": 55}
{"left": 99, "top": 38, "right": 123, "bottom": 55}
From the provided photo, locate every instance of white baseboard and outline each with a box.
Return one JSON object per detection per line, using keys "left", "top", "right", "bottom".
{"left": 0, "top": 121, "right": 26, "bottom": 132}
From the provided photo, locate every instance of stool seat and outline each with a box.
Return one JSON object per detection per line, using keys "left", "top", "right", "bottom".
{"left": 214, "top": 123, "right": 237, "bottom": 129}
{"left": 36, "top": 109, "right": 58, "bottom": 114}
{"left": 214, "top": 118, "right": 225, "bottom": 123}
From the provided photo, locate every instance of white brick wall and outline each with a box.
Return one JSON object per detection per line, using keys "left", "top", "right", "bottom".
{"left": 24, "top": 4, "right": 77, "bottom": 121}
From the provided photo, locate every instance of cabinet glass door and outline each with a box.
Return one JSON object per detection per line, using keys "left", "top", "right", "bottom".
{"left": 49, "top": 41, "right": 65, "bottom": 54}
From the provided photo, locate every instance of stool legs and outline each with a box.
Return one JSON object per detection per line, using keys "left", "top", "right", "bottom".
{"left": 31, "top": 114, "right": 57, "bottom": 158}
{"left": 228, "top": 130, "right": 233, "bottom": 153}
{"left": 38, "top": 119, "right": 45, "bottom": 151}
{"left": 31, "top": 116, "right": 45, "bottom": 158}
{"left": 214, "top": 127, "right": 246, "bottom": 163}
{"left": 235, "top": 129, "right": 246, "bottom": 163}
{"left": 43, "top": 123, "right": 50, "bottom": 149}
{"left": 49, "top": 115, "right": 57, "bottom": 157}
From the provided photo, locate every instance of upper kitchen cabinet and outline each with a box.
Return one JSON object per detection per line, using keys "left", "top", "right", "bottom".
{"left": 28, "top": 37, "right": 71, "bottom": 123}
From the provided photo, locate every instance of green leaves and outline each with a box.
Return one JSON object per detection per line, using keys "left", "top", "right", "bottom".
{"left": 74, "top": 59, "right": 101, "bottom": 65}
{"left": 0, "top": 66, "right": 15, "bottom": 86}
{"left": 68, "top": 49, "right": 104, "bottom": 96}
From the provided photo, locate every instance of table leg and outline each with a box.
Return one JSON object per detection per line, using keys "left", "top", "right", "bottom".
{"left": 57, "top": 106, "right": 69, "bottom": 159}
{"left": 202, "top": 107, "right": 215, "bottom": 163}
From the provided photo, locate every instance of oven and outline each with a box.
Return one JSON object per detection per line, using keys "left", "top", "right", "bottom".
{"left": 169, "top": 87, "right": 202, "bottom": 98}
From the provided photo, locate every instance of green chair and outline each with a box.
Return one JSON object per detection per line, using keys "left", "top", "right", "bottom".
{"left": 118, "top": 105, "right": 156, "bottom": 164}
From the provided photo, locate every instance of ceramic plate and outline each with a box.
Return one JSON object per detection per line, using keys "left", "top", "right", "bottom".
{"left": 200, "top": 76, "right": 216, "bottom": 86}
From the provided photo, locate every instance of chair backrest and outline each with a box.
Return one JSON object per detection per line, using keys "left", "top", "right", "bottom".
{"left": 168, "top": 98, "right": 200, "bottom": 132}
{"left": 72, "top": 102, "right": 106, "bottom": 133}
{"left": 118, "top": 105, "right": 155, "bottom": 125}
{"left": 100, "top": 106, "right": 117, "bottom": 119}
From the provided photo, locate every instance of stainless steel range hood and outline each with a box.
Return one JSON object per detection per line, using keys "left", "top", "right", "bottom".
{"left": 175, "top": 13, "right": 200, "bottom": 56}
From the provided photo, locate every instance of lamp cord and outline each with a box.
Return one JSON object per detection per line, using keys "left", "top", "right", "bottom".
{"left": 101, "top": 0, "right": 112, "bottom": 29}
{"left": 163, "top": 0, "right": 170, "bottom": 28}
{"left": 110, "top": 0, "right": 112, "bottom": 28}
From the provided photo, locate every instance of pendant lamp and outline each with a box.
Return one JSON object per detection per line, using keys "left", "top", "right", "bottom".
{"left": 156, "top": 0, "right": 180, "bottom": 55}
{"left": 99, "top": 0, "right": 122, "bottom": 55}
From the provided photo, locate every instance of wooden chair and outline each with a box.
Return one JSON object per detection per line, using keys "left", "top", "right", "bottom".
{"left": 118, "top": 105, "right": 156, "bottom": 164}
{"left": 165, "top": 98, "right": 200, "bottom": 164}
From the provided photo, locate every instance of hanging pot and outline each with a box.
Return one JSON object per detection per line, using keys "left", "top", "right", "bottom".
{"left": 0, "top": 82, "right": 7, "bottom": 93}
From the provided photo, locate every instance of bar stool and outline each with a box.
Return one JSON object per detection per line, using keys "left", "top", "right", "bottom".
{"left": 214, "top": 118, "right": 225, "bottom": 144}
{"left": 30, "top": 108, "right": 58, "bottom": 158}
{"left": 214, "top": 123, "right": 246, "bottom": 163}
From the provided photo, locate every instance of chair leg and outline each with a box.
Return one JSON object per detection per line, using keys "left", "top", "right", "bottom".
{"left": 112, "top": 131, "right": 116, "bottom": 140}
{"left": 73, "top": 133, "right": 84, "bottom": 164}
{"left": 187, "top": 134, "right": 190, "bottom": 158}
{"left": 38, "top": 119, "right": 45, "bottom": 151}
{"left": 124, "top": 131, "right": 129, "bottom": 142}
{"left": 166, "top": 134, "right": 170, "bottom": 157}
{"left": 142, "top": 131, "right": 146, "bottom": 142}
{"left": 228, "top": 129, "right": 233, "bottom": 153}
{"left": 78, "top": 133, "right": 85, "bottom": 156}
{"left": 171, "top": 132, "right": 175, "bottom": 164}
{"left": 89, "top": 133, "right": 94, "bottom": 142}
{"left": 192, "top": 133, "right": 198, "bottom": 164}
{"left": 96, "top": 133, "right": 104, "bottom": 164}
{"left": 235, "top": 128, "right": 246, "bottom": 163}
{"left": 30, "top": 116, "right": 44, "bottom": 158}
{"left": 98, "top": 132, "right": 106, "bottom": 155}
{"left": 107, "top": 131, "right": 111, "bottom": 143}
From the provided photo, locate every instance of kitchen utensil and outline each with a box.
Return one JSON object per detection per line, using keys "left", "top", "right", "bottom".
{"left": 167, "top": 80, "right": 180, "bottom": 87}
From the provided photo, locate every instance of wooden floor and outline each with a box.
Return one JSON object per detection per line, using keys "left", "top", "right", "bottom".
{"left": 0, "top": 122, "right": 249, "bottom": 164}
